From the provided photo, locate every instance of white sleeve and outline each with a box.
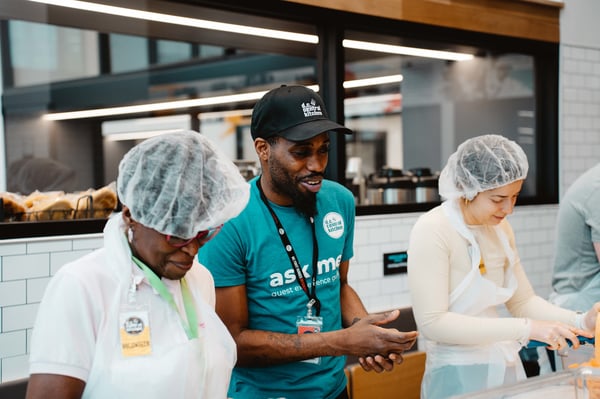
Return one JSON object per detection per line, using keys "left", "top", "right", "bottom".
{"left": 29, "top": 267, "right": 99, "bottom": 382}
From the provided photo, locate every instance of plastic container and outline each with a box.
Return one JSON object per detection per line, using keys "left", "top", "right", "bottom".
{"left": 451, "top": 367, "right": 600, "bottom": 399}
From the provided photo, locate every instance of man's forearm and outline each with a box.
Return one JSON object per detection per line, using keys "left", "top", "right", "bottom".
{"left": 340, "top": 283, "right": 369, "bottom": 327}
{"left": 234, "top": 328, "right": 349, "bottom": 367}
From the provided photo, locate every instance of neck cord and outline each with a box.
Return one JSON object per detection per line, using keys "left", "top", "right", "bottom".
{"left": 257, "top": 176, "right": 321, "bottom": 316}
{"left": 131, "top": 256, "right": 199, "bottom": 339}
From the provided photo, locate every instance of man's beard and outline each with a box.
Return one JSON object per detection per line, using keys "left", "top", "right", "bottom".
{"left": 269, "top": 158, "right": 318, "bottom": 218}
{"left": 289, "top": 185, "right": 317, "bottom": 218}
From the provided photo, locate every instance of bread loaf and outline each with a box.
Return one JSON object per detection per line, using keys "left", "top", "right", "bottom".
{"left": 26, "top": 194, "right": 74, "bottom": 221}
{"left": 92, "top": 184, "right": 118, "bottom": 218}
{"left": 69, "top": 184, "right": 117, "bottom": 219}
{"left": 4, "top": 184, "right": 117, "bottom": 222}
{"left": 1, "top": 192, "right": 26, "bottom": 221}
{"left": 68, "top": 189, "right": 94, "bottom": 219}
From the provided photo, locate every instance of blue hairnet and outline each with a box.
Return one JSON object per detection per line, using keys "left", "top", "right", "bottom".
{"left": 438, "top": 134, "right": 528, "bottom": 201}
{"left": 117, "top": 130, "right": 249, "bottom": 238}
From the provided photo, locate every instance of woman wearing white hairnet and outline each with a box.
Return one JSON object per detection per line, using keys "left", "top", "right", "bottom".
{"left": 26, "top": 130, "right": 250, "bottom": 399}
{"left": 407, "top": 134, "right": 600, "bottom": 398}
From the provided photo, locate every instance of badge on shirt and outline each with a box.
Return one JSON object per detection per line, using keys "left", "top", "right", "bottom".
{"left": 297, "top": 314, "right": 323, "bottom": 365}
{"left": 119, "top": 306, "right": 152, "bottom": 357}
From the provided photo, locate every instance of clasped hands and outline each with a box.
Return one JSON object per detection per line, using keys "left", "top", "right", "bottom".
{"left": 349, "top": 309, "right": 419, "bottom": 373}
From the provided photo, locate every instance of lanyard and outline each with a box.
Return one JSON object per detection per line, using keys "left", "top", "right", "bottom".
{"left": 257, "top": 177, "right": 321, "bottom": 316}
{"left": 131, "top": 256, "right": 199, "bottom": 339}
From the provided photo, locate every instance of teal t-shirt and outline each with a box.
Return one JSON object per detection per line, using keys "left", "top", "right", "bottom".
{"left": 198, "top": 177, "right": 355, "bottom": 399}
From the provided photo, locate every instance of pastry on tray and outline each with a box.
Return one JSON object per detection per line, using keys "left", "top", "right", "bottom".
{"left": 69, "top": 183, "right": 117, "bottom": 219}
{"left": 1, "top": 191, "right": 27, "bottom": 222}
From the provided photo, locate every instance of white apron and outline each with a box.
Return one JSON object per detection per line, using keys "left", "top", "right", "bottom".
{"left": 83, "top": 215, "right": 235, "bottom": 398}
{"left": 420, "top": 200, "right": 527, "bottom": 399}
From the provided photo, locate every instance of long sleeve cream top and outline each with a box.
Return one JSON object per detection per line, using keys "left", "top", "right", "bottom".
{"left": 407, "top": 205, "right": 577, "bottom": 345}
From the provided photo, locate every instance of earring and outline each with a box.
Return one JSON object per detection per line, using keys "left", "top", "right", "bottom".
{"left": 128, "top": 227, "right": 134, "bottom": 243}
{"left": 464, "top": 197, "right": 469, "bottom": 206}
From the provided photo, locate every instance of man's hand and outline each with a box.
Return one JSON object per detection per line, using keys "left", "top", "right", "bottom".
{"left": 358, "top": 353, "right": 402, "bottom": 372}
{"left": 347, "top": 310, "right": 418, "bottom": 372}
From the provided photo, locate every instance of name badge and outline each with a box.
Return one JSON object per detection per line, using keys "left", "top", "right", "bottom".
{"left": 297, "top": 314, "right": 323, "bottom": 365}
{"left": 119, "top": 306, "right": 152, "bottom": 357}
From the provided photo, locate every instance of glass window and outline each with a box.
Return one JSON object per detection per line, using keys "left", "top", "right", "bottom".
{"left": 9, "top": 20, "right": 100, "bottom": 87}
{"left": 156, "top": 39, "right": 193, "bottom": 65}
{"left": 109, "top": 33, "right": 149, "bottom": 73}
{"left": 1, "top": 2, "right": 317, "bottom": 224}
{"left": 343, "top": 30, "right": 537, "bottom": 206}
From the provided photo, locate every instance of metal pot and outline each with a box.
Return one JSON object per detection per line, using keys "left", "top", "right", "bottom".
{"left": 367, "top": 168, "right": 416, "bottom": 205}
{"left": 409, "top": 167, "right": 440, "bottom": 203}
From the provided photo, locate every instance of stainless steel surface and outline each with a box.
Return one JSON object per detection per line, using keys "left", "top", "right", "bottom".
{"left": 410, "top": 167, "right": 440, "bottom": 203}
{"left": 367, "top": 167, "right": 416, "bottom": 205}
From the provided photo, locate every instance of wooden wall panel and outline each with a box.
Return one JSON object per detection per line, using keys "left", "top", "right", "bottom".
{"left": 284, "top": 0, "right": 562, "bottom": 43}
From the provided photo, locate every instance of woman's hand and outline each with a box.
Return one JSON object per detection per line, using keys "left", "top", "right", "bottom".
{"left": 529, "top": 320, "right": 591, "bottom": 350}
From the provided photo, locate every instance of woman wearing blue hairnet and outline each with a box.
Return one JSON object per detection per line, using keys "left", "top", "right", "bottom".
{"left": 26, "top": 130, "right": 250, "bottom": 399}
{"left": 407, "top": 134, "right": 600, "bottom": 398}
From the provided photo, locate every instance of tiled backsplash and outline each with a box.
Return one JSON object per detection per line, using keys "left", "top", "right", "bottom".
{"left": 559, "top": 44, "right": 600, "bottom": 190}
{"left": 0, "top": 206, "right": 558, "bottom": 382}
{"left": 0, "top": 234, "right": 103, "bottom": 383}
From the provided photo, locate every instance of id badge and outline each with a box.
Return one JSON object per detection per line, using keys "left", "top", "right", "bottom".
{"left": 119, "top": 303, "right": 152, "bottom": 357}
{"left": 297, "top": 315, "right": 323, "bottom": 365}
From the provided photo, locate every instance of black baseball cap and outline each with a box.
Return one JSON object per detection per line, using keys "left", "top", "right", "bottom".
{"left": 250, "top": 85, "right": 353, "bottom": 141}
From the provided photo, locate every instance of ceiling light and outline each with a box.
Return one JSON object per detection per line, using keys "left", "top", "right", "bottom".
{"left": 343, "top": 74, "right": 403, "bottom": 89}
{"left": 41, "top": 76, "right": 397, "bottom": 120}
{"left": 198, "top": 109, "right": 253, "bottom": 121}
{"left": 42, "top": 85, "right": 319, "bottom": 121}
{"left": 103, "top": 129, "right": 181, "bottom": 141}
{"left": 42, "top": 73, "right": 399, "bottom": 121}
{"left": 343, "top": 39, "right": 474, "bottom": 61}
{"left": 101, "top": 114, "right": 191, "bottom": 141}
{"left": 26, "top": 0, "right": 318, "bottom": 44}
{"left": 43, "top": 91, "right": 270, "bottom": 121}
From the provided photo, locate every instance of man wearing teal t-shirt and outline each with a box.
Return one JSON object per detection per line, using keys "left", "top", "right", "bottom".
{"left": 198, "top": 85, "right": 418, "bottom": 399}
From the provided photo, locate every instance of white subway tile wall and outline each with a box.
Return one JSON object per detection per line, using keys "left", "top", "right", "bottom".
{"left": 0, "top": 41, "right": 599, "bottom": 383}
{"left": 560, "top": 44, "right": 600, "bottom": 193}
{"left": 0, "top": 234, "right": 103, "bottom": 382}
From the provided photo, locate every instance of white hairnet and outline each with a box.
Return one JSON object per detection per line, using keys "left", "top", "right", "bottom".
{"left": 117, "top": 130, "right": 249, "bottom": 238}
{"left": 438, "top": 134, "right": 528, "bottom": 201}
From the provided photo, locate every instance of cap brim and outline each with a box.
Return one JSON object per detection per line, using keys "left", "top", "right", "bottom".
{"left": 279, "top": 119, "right": 353, "bottom": 142}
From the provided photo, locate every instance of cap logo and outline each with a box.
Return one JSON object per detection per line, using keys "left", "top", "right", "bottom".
{"left": 302, "top": 98, "right": 323, "bottom": 118}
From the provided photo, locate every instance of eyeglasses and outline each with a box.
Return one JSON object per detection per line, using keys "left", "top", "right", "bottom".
{"left": 165, "top": 225, "right": 223, "bottom": 248}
